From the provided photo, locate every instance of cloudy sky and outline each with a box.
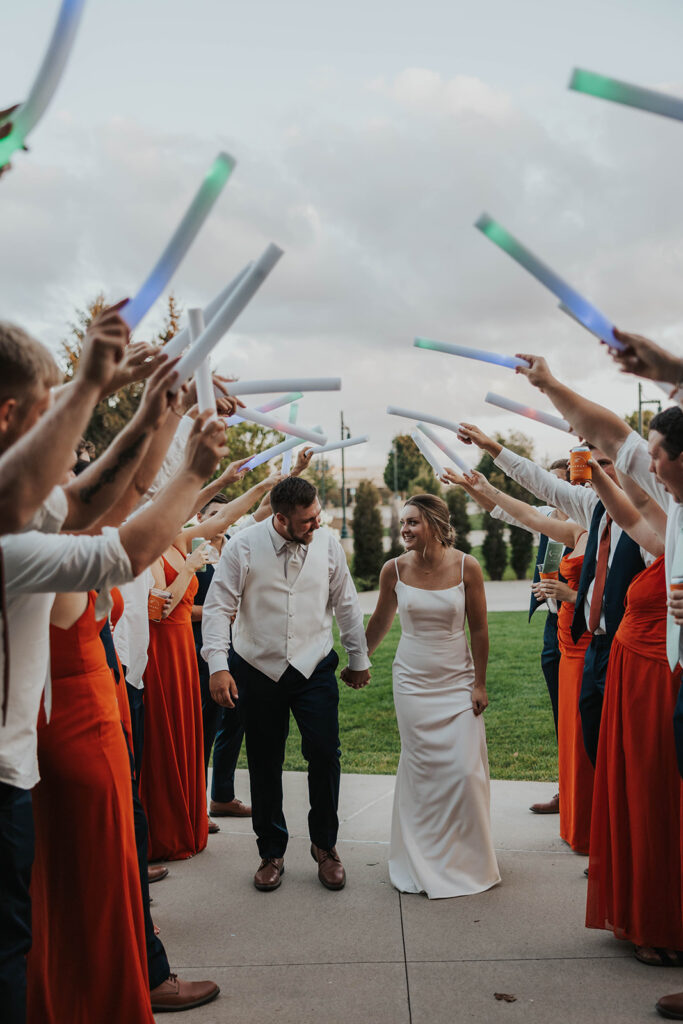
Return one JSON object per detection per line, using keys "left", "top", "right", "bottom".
{"left": 2, "top": 0, "right": 683, "bottom": 474}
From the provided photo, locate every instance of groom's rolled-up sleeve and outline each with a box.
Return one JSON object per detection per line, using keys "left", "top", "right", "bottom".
{"left": 201, "top": 537, "right": 248, "bottom": 676}
{"left": 329, "top": 542, "right": 370, "bottom": 671}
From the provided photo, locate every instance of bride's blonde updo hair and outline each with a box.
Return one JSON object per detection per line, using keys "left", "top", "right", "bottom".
{"left": 403, "top": 494, "right": 456, "bottom": 548}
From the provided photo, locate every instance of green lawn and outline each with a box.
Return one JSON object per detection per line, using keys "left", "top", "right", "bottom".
{"left": 235, "top": 610, "right": 557, "bottom": 782}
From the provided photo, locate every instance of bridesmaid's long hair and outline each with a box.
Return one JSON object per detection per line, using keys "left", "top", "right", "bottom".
{"left": 404, "top": 494, "right": 455, "bottom": 549}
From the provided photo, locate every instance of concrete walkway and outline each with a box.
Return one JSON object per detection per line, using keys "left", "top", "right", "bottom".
{"left": 152, "top": 771, "right": 671, "bottom": 1023}
{"left": 358, "top": 579, "right": 531, "bottom": 615}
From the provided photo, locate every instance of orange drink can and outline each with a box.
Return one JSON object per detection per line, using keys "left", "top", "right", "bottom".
{"left": 570, "top": 445, "right": 592, "bottom": 484}
{"left": 539, "top": 570, "right": 559, "bottom": 581}
{"left": 148, "top": 588, "right": 171, "bottom": 622}
{"left": 670, "top": 576, "right": 683, "bottom": 593}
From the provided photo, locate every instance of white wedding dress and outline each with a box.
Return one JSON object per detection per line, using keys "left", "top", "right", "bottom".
{"left": 388, "top": 555, "right": 501, "bottom": 899}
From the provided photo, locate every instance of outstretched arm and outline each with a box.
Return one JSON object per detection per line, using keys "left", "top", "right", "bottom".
{"left": 587, "top": 458, "right": 665, "bottom": 555}
{"left": 514, "top": 354, "right": 630, "bottom": 459}
{"left": 609, "top": 328, "right": 683, "bottom": 390}
{"left": 365, "top": 560, "right": 399, "bottom": 655}
{"left": 462, "top": 470, "right": 583, "bottom": 549}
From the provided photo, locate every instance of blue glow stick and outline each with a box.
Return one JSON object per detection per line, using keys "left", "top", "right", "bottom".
{"left": 413, "top": 338, "right": 529, "bottom": 369}
{"left": 122, "top": 152, "right": 235, "bottom": 331}
{"left": 475, "top": 213, "right": 615, "bottom": 345}
{"left": 244, "top": 428, "right": 323, "bottom": 472}
{"left": 281, "top": 403, "right": 299, "bottom": 475}
{"left": 569, "top": 68, "right": 683, "bottom": 124}
{"left": 485, "top": 392, "right": 571, "bottom": 433}
{"left": 416, "top": 423, "right": 470, "bottom": 472}
{"left": 411, "top": 430, "right": 445, "bottom": 478}
{"left": 164, "top": 263, "right": 253, "bottom": 359}
{"left": 0, "top": 0, "right": 87, "bottom": 168}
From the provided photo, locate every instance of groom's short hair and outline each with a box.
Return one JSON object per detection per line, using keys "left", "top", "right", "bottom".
{"left": 271, "top": 477, "right": 318, "bottom": 517}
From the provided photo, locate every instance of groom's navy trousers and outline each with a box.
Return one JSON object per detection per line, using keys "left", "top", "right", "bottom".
{"left": 230, "top": 647, "right": 341, "bottom": 858}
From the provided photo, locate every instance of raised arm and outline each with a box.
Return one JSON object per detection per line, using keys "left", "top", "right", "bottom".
{"left": 587, "top": 457, "right": 665, "bottom": 555}
{"left": 178, "top": 471, "right": 283, "bottom": 549}
{"left": 463, "top": 470, "right": 583, "bottom": 548}
{"left": 609, "top": 328, "right": 683, "bottom": 390}
{"left": 514, "top": 354, "right": 630, "bottom": 459}
{"left": 365, "top": 560, "right": 399, "bottom": 655}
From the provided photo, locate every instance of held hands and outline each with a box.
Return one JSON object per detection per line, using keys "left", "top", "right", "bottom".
{"left": 340, "top": 666, "right": 371, "bottom": 690}
{"left": 609, "top": 328, "right": 683, "bottom": 387}
{"left": 183, "top": 412, "right": 230, "bottom": 482}
{"left": 668, "top": 591, "right": 683, "bottom": 626}
{"left": 471, "top": 684, "right": 488, "bottom": 716}
{"left": 514, "top": 354, "right": 554, "bottom": 391}
{"left": 209, "top": 670, "right": 238, "bottom": 709}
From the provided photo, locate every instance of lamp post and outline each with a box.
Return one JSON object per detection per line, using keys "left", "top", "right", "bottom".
{"left": 340, "top": 411, "right": 351, "bottom": 538}
{"left": 320, "top": 458, "right": 328, "bottom": 508}
{"left": 637, "top": 382, "right": 662, "bottom": 436}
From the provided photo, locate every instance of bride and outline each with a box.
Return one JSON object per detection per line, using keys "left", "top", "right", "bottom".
{"left": 366, "top": 494, "right": 500, "bottom": 899}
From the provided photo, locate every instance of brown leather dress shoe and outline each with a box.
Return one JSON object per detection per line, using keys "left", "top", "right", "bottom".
{"left": 530, "top": 793, "right": 560, "bottom": 814}
{"left": 311, "top": 843, "right": 346, "bottom": 890}
{"left": 148, "top": 865, "right": 168, "bottom": 884}
{"left": 656, "top": 991, "right": 683, "bottom": 1020}
{"left": 210, "top": 798, "right": 252, "bottom": 817}
{"left": 207, "top": 817, "right": 220, "bottom": 834}
{"left": 254, "top": 857, "right": 284, "bottom": 891}
{"left": 150, "top": 973, "right": 220, "bottom": 1012}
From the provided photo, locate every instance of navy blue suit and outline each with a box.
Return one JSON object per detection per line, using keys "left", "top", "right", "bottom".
{"left": 571, "top": 500, "right": 645, "bottom": 764}
{"left": 530, "top": 534, "right": 560, "bottom": 738}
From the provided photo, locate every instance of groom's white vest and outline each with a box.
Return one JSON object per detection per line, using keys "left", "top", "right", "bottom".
{"left": 232, "top": 520, "right": 334, "bottom": 681}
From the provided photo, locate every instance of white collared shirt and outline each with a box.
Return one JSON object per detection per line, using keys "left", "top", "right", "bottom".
{"left": 112, "top": 568, "right": 155, "bottom": 689}
{"left": 0, "top": 528, "right": 133, "bottom": 790}
{"left": 201, "top": 517, "right": 370, "bottom": 676}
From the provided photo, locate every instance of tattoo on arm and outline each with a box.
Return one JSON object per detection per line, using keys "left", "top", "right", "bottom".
{"left": 78, "top": 433, "right": 147, "bottom": 505}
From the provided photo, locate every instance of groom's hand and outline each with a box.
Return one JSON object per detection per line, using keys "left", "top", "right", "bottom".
{"left": 341, "top": 666, "right": 371, "bottom": 690}
{"left": 210, "top": 670, "right": 238, "bottom": 708}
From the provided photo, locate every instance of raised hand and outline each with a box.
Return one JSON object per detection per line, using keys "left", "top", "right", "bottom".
{"left": 213, "top": 456, "right": 252, "bottom": 489}
{"left": 442, "top": 467, "right": 468, "bottom": 487}
{"left": 78, "top": 302, "right": 130, "bottom": 393}
{"left": 183, "top": 412, "right": 230, "bottom": 482}
{"left": 610, "top": 329, "right": 682, "bottom": 387}
{"left": 186, "top": 539, "right": 212, "bottom": 572}
{"left": 457, "top": 423, "right": 501, "bottom": 458}
{"left": 105, "top": 341, "right": 164, "bottom": 395}
{"left": 514, "top": 353, "right": 554, "bottom": 391}
{"left": 136, "top": 357, "right": 181, "bottom": 430}
{"left": 292, "top": 448, "right": 313, "bottom": 476}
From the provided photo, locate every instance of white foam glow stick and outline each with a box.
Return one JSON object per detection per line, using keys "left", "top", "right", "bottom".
{"left": 411, "top": 430, "right": 445, "bottom": 478}
{"left": 173, "top": 244, "right": 283, "bottom": 389}
{"left": 305, "top": 435, "right": 369, "bottom": 455}
{"left": 414, "top": 338, "right": 529, "bottom": 369}
{"left": 485, "top": 392, "right": 572, "bottom": 433}
{"left": 0, "top": 0, "right": 87, "bottom": 168}
{"left": 417, "top": 423, "right": 470, "bottom": 472}
{"left": 223, "top": 392, "right": 302, "bottom": 427}
{"left": 228, "top": 377, "right": 341, "bottom": 396}
{"left": 281, "top": 403, "right": 299, "bottom": 475}
{"left": 244, "top": 429, "right": 322, "bottom": 471}
{"left": 387, "top": 405, "right": 462, "bottom": 435}
{"left": 164, "top": 263, "right": 253, "bottom": 359}
{"left": 236, "top": 407, "right": 326, "bottom": 445}
{"left": 188, "top": 309, "right": 216, "bottom": 416}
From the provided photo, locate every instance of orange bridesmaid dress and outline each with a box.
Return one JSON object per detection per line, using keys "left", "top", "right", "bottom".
{"left": 586, "top": 556, "right": 683, "bottom": 949}
{"left": 140, "top": 555, "right": 208, "bottom": 861}
{"left": 27, "top": 592, "right": 153, "bottom": 1024}
{"left": 557, "top": 550, "right": 594, "bottom": 854}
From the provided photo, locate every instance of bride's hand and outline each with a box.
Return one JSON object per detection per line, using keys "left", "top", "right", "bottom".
{"left": 471, "top": 684, "right": 489, "bottom": 716}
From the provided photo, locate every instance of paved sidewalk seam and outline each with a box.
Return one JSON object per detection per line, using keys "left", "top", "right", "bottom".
{"left": 398, "top": 894, "right": 414, "bottom": 1024}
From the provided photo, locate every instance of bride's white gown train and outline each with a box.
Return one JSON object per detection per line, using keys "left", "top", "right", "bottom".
{"left": 388, "top": 556, "right": 501, "bottom": 899}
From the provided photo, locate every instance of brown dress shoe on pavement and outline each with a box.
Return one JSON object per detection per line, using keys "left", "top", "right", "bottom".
{"left": 254, "top": 857, "right": 284, "bottom": 891}
{"left": 530, "top": 793, "right": 560, "bottom": 814}
{"left": 207, "top": 817, "right": 220, "bottom": 834}
{"left": 210, "top": 798, "right": 252, "bottom": 817}
{"left": 311, "top": 844, "right": 346, "bottom": 890}
{"left": 150, "top": 973, "right": 220, "bottom": 1012}
{"left": 656, "top": 991, "right": 683, "bottom": 1020}
{"left": 148, "top": 865, "right": 168, "bottom": 884}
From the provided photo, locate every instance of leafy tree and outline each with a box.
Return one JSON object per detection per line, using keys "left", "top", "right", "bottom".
{"left": 385, "top": 502, "right": 404, "bottom": 562}
{"left": 445, "top": 487, "right": 471, "bottom": 553}
{"left": 476, "top": 430, "right": 537, "bottom": 580}
{"left": 624, "top": 407, "right": 659, "bottom": 439}
{"left": 305, "top": 457, "right": 341, "bottom": 507}
{"left": 383, "top": 434, "right": 423, "bottom": 494}
{"left": 408, "top": 466, "right": 441, "bottom": 496}
{"left": 481, "top": 516, "right": 507, "bottom": 580}
{"left": 60, "top": 294, "right": 182, "bottom": 454}
{"left": 352, "top": 480, "right": 384, "bottom": 589}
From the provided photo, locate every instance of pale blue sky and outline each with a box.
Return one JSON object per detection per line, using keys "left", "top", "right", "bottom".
{"left": 2, "top": 0, "right": 682, "bottom": 470}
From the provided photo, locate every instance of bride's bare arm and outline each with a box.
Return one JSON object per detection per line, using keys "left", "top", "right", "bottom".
{"left": 464, "top": 554, "right": 489, "bottom": 716}
{"left": 365, "top": 560, "right": 399, "bottom": 656}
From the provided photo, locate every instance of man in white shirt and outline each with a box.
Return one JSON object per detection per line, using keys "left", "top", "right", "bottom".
{"left": 203, "top": 476, "right": 371, "bottom": 893}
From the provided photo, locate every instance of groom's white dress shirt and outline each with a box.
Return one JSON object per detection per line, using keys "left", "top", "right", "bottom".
{"left": 201, "top": 517, "right": 370, "bottom": 682}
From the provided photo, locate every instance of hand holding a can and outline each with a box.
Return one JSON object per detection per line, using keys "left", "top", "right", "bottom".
{"left": 668, "top": 578, "right": 683, "bottom": 625}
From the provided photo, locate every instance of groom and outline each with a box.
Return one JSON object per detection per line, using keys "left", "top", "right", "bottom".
{"left": 202, "top": 476, "right": 371, "bottom": 892}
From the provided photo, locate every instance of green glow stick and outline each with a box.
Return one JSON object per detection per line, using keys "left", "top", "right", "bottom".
{"left": 569, "top": 68, "right": 683, "bottom": 123}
